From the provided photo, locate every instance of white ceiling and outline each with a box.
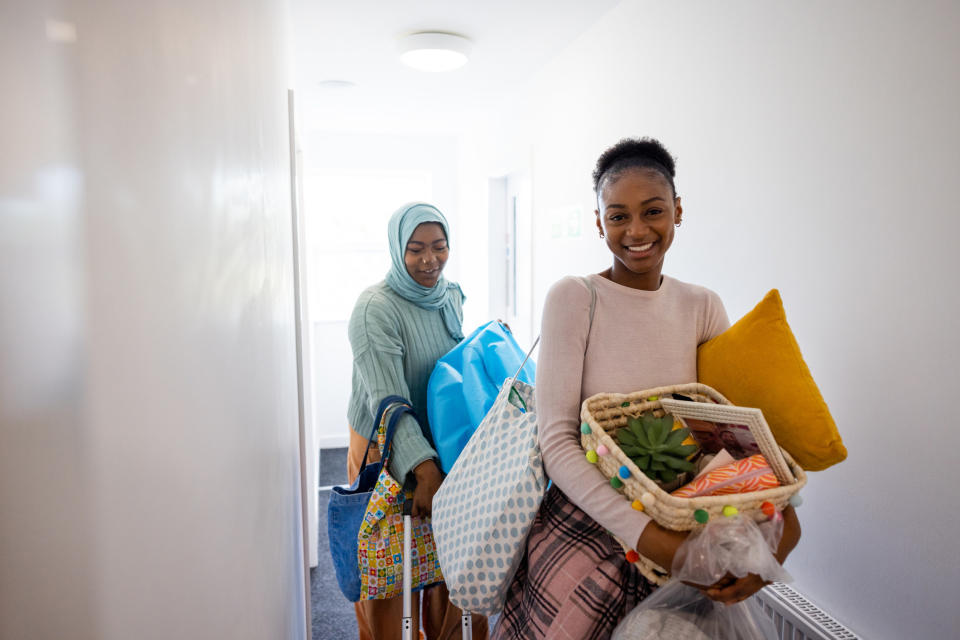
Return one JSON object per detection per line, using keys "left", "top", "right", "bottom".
{"left": 290, "top": 0, "right": 622, "bottom": 135}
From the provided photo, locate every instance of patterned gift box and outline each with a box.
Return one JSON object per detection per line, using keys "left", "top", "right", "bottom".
{"left": 672, "top": 453, "right": 779, "bottom": 498}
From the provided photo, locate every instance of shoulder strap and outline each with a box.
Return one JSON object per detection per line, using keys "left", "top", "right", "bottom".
{"left": 378, "top": 404, "right": 413, "bottom": 462}
{"left": 371, "top": 395, "right": 409, "bottom": 440}
{"left": 358, "top": 396, "right": 415, "bottom": 476}
{"left": 578, "top": 275, "right": 597, "bottom": 337}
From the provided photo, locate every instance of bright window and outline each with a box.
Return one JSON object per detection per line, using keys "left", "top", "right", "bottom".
{"left": 303, "top": 169, "right": 433, "bottom": 322}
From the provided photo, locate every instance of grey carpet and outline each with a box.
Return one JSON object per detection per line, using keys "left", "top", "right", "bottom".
{"left": 318, "top": 447, "right": 350, "bottom": 488}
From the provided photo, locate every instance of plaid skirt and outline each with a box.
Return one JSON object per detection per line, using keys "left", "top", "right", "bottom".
{"left": 492, "top": 486, "right": 656, "bottom": 640}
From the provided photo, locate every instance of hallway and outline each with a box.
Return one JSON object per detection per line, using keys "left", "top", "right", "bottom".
{"left": 3, "top": 1, "right": 960, "bottom": 639}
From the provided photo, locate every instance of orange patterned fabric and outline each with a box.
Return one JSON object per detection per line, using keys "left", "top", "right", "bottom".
{"left": 671, "top": 454, "right": 779, "bottom": 498}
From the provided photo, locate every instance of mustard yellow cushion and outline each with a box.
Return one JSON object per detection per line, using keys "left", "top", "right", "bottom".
{"left": 697, "top": 289, "right": 846, "bottom": 471}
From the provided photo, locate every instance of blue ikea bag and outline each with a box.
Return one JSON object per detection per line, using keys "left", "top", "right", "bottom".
{"left": 427, "top": 320, "right": 536, "bottom": 473}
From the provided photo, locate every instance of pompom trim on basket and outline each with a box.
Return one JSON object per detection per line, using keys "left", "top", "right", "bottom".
{"left": 580, "top": 382, "right": 807, "bottom": 584}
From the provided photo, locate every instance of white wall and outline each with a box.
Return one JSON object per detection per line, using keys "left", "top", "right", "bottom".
{"left": 0, "top": 1, "right": 307, "bottom": 638}
{"left": 465, "top": 1, "right": 960, "bottom": 638}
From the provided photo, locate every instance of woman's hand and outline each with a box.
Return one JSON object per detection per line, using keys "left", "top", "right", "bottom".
{"left": 411, "top": 459, "right": 443, "bottom": 518}
{"left": 699, "top": 572, "right": 768, "bottom": 605}
{"left": 701, "top": 506, "right": 802, "bottom": 604}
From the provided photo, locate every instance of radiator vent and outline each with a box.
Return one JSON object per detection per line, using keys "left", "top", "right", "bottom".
{"left": 756, "top": 582, "right": 859, "bottom": 640}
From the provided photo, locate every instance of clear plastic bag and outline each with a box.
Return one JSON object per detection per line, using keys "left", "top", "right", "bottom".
{"left": 611, "top": 582, "right": 777, "bottom": 640}
{"left": 673, "top": 513, "right": 791, "bottom": 587}
{"left": 613, "top": 516, "right": 789, "bottom": 640}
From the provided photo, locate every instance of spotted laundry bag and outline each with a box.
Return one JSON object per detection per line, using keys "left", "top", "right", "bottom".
{"left": 431, "top": 378, "right": 546, "bottom": 615}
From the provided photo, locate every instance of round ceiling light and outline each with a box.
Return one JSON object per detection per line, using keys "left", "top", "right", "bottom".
{"left": 398, "top": 32, "right": 472, "bottom": 72}
{"left": 317, "top": 79, "right": 357, "bottom": 90}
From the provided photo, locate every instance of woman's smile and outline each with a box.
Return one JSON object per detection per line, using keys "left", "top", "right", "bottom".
{"left": 624, "top": 241, "right": 656, "bottom": 256}
{"left": 417, "top": 266, "right": 441, "bottom": 284}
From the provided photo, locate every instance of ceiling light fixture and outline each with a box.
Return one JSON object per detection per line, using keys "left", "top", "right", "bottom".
{"left": 398, "top": 32, "right": 472, "bottom": 73}
{"left": 317, "top": 79, "right": 357, "bottom": 90}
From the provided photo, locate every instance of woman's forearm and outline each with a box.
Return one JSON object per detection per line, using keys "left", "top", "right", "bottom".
{"left": 775, "top": 505, "right": 801, "bottom": 564}
{"left": 635, "top": 521, "right": 688, "bottom": 571}
{"left": 637, "top": 504, "right": 799, "bottom": 575}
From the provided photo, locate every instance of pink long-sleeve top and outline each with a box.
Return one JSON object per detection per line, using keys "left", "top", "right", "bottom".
{"left": 536, "top": 273, "right": 730, "bottom": 548}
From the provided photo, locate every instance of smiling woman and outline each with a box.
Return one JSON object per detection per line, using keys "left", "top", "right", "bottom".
{"left": 492, "top": 139, "right": 801, "bottom": 640}
{"left": 343, "top": 202, "right": 488, "bottom": 639}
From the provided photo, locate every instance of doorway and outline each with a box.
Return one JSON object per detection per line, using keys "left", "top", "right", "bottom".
{"left": 488, "top": 172, "right": 535, "bottom": 351}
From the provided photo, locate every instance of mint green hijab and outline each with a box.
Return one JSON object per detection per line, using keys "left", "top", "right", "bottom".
{"left": 385, "top": 202, "right": 464, "bottom": 340}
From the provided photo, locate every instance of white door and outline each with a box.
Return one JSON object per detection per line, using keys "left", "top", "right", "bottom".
{"left": 488, "top": 172, "right": 535, "bottom": 351}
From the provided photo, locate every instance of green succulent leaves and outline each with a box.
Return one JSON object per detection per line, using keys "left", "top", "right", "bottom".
{"left": 617, "top": 414, "right": 698, "bottom": 484}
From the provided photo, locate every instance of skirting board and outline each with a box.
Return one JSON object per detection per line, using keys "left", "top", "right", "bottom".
{"left": 317, "top": 435, "right": 349, "bottom": 449}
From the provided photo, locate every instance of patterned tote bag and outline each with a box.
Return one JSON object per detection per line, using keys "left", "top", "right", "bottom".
{"left": 431, "top": 371, "right": 546, "bottom": 616}
{"left": 327, "top": 396, "right": 443, "bottom": 601}
{"left": 357, "top": 397, "right": 444, "bottom": 599}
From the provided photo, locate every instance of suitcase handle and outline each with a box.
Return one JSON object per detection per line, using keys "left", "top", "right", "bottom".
{"left": 402, "top": 513, "right": 413, "bottom": 640}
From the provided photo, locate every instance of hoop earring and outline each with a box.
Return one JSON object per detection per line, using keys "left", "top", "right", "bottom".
{"left": 675, "top": 221, "right": 682, "bottom": 228}
{"left": 599, "top": 231, "right": 605, "bottom": 238}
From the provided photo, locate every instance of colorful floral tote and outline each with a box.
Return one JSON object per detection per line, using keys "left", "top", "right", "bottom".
{"left": 357, "top": 397, "right": 443, "bottom": 600}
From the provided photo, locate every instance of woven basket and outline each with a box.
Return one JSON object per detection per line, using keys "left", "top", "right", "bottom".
{"left": 580, "top": 382, "right": 807, "bottom": 584}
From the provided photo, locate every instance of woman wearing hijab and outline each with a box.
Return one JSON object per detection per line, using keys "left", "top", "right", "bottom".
{"left": 346, "top": 202, "right": 488, "bottom": 640}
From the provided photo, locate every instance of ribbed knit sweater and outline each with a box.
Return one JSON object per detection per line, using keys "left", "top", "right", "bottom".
{"left": 537, "top": 274, "right": 729, "bottom": 548}
{"left": 347, "top": 280, "right": 464, "bottom": 483}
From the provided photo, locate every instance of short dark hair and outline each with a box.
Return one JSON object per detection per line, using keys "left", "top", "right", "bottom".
{"left": 592, "top": 137, "right": 677, "bottom": 198}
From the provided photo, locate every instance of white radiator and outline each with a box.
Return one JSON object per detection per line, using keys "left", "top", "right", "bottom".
{"left": 755, "top": 582, "right": 860, "bottom": 640}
